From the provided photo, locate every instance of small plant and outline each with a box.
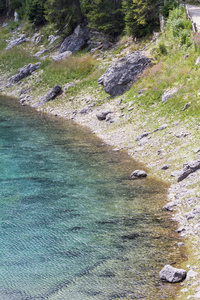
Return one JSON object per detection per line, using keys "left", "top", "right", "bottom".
{"left": 158, "top": 42, "right": 168, "bottom": 55}
{"left": 193, "top": 32, "right": 200, "bottom": 52}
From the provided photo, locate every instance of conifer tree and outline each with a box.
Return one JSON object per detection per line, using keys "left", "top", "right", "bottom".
{"left": 84, "top": 0, "right": 124, "bottom": 36}
{"left": 25, "top": 0, "right": 47, "bottom": 25}
{"left": 44, "top": 0, "right": 83, "bottom": 33}
{"left": 123, "top": 0, "right": 161, "bottom": 37}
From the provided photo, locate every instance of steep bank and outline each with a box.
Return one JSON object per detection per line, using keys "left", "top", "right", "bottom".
{"left": 1, "top": 9, "right": 200, "bottom": 298}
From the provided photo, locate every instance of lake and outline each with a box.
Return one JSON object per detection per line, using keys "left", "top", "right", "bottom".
{"left": 0, "top": 96, "right": 185, "bottom": 300}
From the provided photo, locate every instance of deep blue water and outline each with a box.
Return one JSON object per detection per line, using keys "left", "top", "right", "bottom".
{"left": 0, "top": 96, "right": 185, "bottom": 300}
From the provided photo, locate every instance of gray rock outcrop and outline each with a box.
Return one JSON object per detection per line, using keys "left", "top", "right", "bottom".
{"left": 64, "top": 82, "right": 75, "bottom": 91}
{"left": 159, "top": 265, "right": 187, "bottom": 283}
{"left": 178, "top": 160, "right": 200, "bottom": 182}
{"left": 130, "top": 170, "right": 147, "bottom": 179}
{"left": 162, "top": 87, "right": 178, "bottom": 104}
{"left": 48, "top": 34, "right": 59, "bottom": 46}
{"left": 34, "top": 49, "right": 48, "bottom": 57}
{"left": 59, "top": 24, "right": 90, "bottom": 54}
{"left": 53, "top": 51, "right": 72, "bottom": 62}
{"left": 30, "top": 33, "right": 43, "bottom": 44}
{"left": 135, "top": 132, "right": 150, "bottom": 141}
{"left": 98, "top": 51, "right": 150, "bottom": 96}
{"left": 8, "top": 63, "right": 41, "bottom": 83}
{"left": 35, "top": 85, "right": 63, "bottom": 107}
{"left": 6, "top": 35, "right": 27, "bottom": 50}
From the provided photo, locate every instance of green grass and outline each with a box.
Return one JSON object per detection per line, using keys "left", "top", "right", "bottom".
{"left": 0, "top": 48, "right": 38, "bottom": 76}
{"left": 38, "top": 55, "right": 100, "bottom": 88}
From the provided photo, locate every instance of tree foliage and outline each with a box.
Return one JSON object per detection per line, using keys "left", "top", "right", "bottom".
{"left": 44, "top": 0, "right": 83, "bottom": 33}
{"left": 123, "top": 0, "right": 161, "bottom": 37}
{"left": 85, "top": 0, "right": 124, "bottom": 36}
{"left": 25, "top": 0, "right": 46, "bottom": 25}
{"left": 0, "top": 0, "right": 171, "bottom": 38}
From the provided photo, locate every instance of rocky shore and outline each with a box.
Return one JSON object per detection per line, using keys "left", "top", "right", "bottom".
{"left": 1, "top": 25, "right": 200, "bottom": 299}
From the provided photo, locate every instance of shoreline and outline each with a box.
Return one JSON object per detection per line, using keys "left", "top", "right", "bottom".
{"left": 2, "top": 82, "right": 200, "bottom": 298}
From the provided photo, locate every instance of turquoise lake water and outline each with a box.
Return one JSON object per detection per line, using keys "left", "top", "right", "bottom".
{"left": 0, "top": 96, "right": 185, "bottom": 300}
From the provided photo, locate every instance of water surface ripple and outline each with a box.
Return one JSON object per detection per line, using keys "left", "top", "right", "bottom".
{"left": 0, "top": 96, "right": 185, "bottom": 300}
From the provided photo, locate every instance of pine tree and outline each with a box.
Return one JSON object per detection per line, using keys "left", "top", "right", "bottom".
{"left": 25, "top": 0, "right": 47, "bottom": 25}
{"left": 123, "top": 0, "right": 161, "bottom": 37}
{"left": 44, "top": 0, "right": 83, "bottom": 33}
{"left": 84, "top": 0, "right": 124, "bottom": 36}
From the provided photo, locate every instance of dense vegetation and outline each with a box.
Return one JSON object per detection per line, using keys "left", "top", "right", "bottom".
{"left": 0, "top": 0, "right": 178, "bottom": 37}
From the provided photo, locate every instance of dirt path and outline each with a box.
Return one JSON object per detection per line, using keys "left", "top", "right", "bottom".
{"left": 186, "top": 4, "right": 200, "bottom": 31}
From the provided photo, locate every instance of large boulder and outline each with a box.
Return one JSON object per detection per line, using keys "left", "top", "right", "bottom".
{"left": 59, "top": 24, "right": 90, "bottom": 54}
{"left": 96, "top": 110, "right": 112, "bottom": 121}
{"left": 159, "top": 265, "right": 187, "bottom": 283}
{"left": 8, "top": 63, "right": 41, "bottom": 83}
{"left": 6, "top": 35, "right": 27, "bottom": 50}
{"left": 98, "top": 51, "right": 150, "bottom": 96}
{"left": 34, "top": 85, "right": 63, "bottom": 107}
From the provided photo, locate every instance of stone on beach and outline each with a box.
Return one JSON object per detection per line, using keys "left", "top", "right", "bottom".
{"left": 96, "top": 110, "right": 112, "bottom": 121}
{"left": 34, "top": 85, "right": 63, "bottom": 107}
{"left": 159, "top": 265, "right": 187, "bottom": 283}
{"left": 130, "top": 170, "right": 147, "bottom": 179}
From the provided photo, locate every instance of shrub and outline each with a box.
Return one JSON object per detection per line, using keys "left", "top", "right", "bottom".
{"left": 158, "top": 42, "right": 167, "bottom": 55}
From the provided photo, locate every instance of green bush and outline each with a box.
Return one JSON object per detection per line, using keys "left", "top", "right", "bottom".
{"left": 166, "top": 6, "right": 191, "bottom": 39}
{"left": 180, "top": 29, "right": 191, "bottom": 46}
{"left": 158, "top": 42, "right": 167, "bottom": 55}
{"left": 161, "top": 0, "right": 178, "bottom": 17}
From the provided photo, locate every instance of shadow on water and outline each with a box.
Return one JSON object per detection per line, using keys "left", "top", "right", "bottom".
{"left": 0, "top": 96, "right": 187, "bottom": 300}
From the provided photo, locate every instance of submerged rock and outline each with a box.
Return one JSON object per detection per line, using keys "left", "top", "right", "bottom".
{"left": 98, "top": 51, "right": 150, "bottom": 96}
{"left": 0, "top": 287, "right": 29, "bottom": 300}
{"left": 35, "top": 85, "right": 63, "bottom": 107}
{"left": 159, "top": 265, "right": 187, "bottom": 283}
{"left": 8, "top": 63, "right": 41, "bottom": 83}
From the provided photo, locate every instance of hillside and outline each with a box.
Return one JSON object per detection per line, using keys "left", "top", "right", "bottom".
{"left": 1, "top": 4, "right": 200, "bottom": 299}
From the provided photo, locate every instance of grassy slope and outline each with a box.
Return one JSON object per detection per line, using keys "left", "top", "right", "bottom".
{"left": 1, "top": 6, "right": 200, "bottom": 298}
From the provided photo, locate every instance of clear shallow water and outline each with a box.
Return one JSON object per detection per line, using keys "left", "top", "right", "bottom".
{"left": 0, "top": 96, "right": 185, "bottom": 300}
